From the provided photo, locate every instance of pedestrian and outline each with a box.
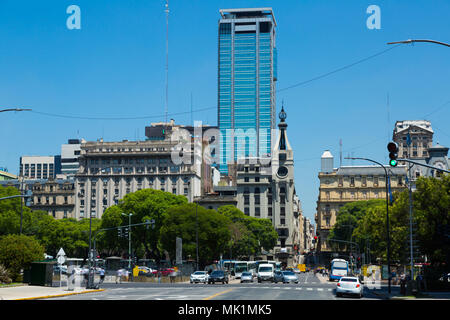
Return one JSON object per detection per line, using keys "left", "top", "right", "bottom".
{"left": 99, "top": 268, "right": 105, "bottom": 284}
{"left": 116, "top": 269, "right": 123, "bottom": 284}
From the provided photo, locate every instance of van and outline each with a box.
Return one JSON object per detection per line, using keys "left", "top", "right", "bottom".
{"left": 257, "top": 263, "right": 274, "bottom": 283}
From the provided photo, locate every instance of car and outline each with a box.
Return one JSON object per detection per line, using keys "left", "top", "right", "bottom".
{"left": 439, "top": 273, "right": 450, "bottom": 282}
{"left": 208, "top": 270, "right": 229, "bottom": 284}
{"left": 281, "top": 271, "right": 299, "bottom": 284}
{"left": 274, "top": 271, "right": 298, "bottom": 284}
{"left": 257, "top": 264, "right": 274, "bottom": 283}
{"left": 152, "top": 268, "right": 174, "bottom": 276}
{"left": 53, "top": 265, "right": 68, "bottom": 274}
{"left": 273, "top": 270, "right": 284, "bottom": 283}
{"left": 336, "top": 276, "right": 363, "bottom": 298}
{"left": 137, "top": 266, "right": 153, "bottom": 275}
{"left": 240, "top": 272, "right": 253, "bottom": 283}
{"left": 190, "top": 271, "right": 209, "bottom": 284}
{"left": 292, "top": 268, "right": 301, "bottom": 274}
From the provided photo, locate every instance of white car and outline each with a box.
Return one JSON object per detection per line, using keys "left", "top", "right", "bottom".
{"left": 336, "top": 277, "right": 363, "bottom": 298}
{"left": 190, "top": 271, "right": 209, "bottom": 284}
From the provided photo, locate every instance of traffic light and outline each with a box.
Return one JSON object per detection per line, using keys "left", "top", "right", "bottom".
{"left": 387, "top": 142, "right": 399, "bottom": 167}
{"left": 123, "top": 227, "right": 129, "bottom": 238}
{"left": 118, "top": 227, "right": 123, "bottom": 238}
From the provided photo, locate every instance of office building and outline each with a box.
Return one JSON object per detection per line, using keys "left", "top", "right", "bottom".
{"left": 218, "top": 8, "right": 277, "bottom": 173}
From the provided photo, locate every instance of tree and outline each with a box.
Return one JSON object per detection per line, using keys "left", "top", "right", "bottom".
{"left": 0, "top": 234, "right": 45, "bottom": 281}
{"left": 217, "top": 205, "right": 278, "bottom": 255}
{"left": 160, "top": 203, "right": 231, "bottom": 267}
{"left": 99, "top": 189, "right": 188, "bottom": 261}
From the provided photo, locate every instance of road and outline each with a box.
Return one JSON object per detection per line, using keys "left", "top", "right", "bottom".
{"left": 47, "top": 272, "right": 384, "bottom": 300}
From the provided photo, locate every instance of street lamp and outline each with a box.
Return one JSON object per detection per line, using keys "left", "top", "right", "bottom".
{"left": 345, "top": 157, "right": 392, "bottom": 294}
{"left": 387, "top": 39, "right": 450, "bottom": 47}
{"left": 0, "top": 108, "right": 32, "bottom": 113}
{"left": 195, "top": 203, "right": 199, "bottom": 271}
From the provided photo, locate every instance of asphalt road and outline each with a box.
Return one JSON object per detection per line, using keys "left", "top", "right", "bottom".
{"left": 47, "top": 273, "right": 384, "bottom": 300}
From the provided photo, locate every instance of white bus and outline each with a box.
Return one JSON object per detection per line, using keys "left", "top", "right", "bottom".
{"left": 330, "top": 259, "right": 349, "bottom": 281}
{"left": 233, "top": 261, "right": 249, "bottom": 278}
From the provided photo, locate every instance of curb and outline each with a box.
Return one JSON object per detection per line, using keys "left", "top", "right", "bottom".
{"left": 15, "top": 289, "right": 105, "bottom": 300}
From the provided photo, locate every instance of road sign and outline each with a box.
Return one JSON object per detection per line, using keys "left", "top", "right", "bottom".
{"left": 57, "top": 255, "right": 66, "bottom": 265}
{"left": 57, "top": 248, "right": 66, "bottom": 265}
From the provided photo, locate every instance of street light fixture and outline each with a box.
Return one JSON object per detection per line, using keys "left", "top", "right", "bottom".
{"left": 345, "top": 157, "right": 392, "bottom": 294}
{"left": 0, "top": 108, "right": 32, "bottom": 113}
{"left": 387, "top": 39, "right": 450, "bottom": 47}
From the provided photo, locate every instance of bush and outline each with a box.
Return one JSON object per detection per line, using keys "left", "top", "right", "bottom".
{"left": 0, "top": 234, "right": 45, "bottom": 282}
{"left": 0, "top": 265, "right": 12, "bottom": 284}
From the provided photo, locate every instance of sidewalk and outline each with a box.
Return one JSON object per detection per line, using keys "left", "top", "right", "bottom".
{"left": 0, "top": 284, "right": 104, "bottom": 300}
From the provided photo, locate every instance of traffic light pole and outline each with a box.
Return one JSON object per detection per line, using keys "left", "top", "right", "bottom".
{"left": 345, "top": 157, "right": 391, "bottom": 294}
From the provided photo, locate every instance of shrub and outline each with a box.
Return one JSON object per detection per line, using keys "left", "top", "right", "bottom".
{"left": 0, "top": 265, "right": 12, "bottom": 284}
{"left": 0, "top": 234, "right": 45, "bottom": 282}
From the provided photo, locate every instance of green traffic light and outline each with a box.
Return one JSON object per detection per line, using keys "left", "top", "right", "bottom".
{"left": 389, "top": 159, "right": 397, "bottom": 167}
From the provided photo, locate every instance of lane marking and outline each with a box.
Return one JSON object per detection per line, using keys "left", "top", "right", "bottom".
{"left": 307, "top": 288, "right": 313, "bottom": 291}
{"left": 203, "top": 288, "right": 234, "bottom": 300}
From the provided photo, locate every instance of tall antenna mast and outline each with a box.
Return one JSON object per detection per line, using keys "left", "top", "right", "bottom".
{"left": 339, "top": 138, "right": 342, "bottom": 167}
{"left": 165, "top": 0, "right": 169, "bottom": 125}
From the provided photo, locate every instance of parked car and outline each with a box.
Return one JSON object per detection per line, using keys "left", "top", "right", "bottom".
{"left": 208, "top": 270, "right": 229, "bottom": 284}
{"left": 336, "top": 277, "right": 363, "bottom": 298}
{"left": 53, "top": 265, "right": 68, "bottom": 274}
{"left": 137, "top": 266, "right": 153, "bottom": 275}
{"left": 152, "top": 268, "right": 174, "bottom": 276}
{"left": 240, "top": 272, "right": 254, "bottom": 283}
{"left": 190, "top": 271, "right": 209, "bottom": 284}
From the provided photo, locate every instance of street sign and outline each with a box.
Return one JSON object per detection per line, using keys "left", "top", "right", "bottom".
{"left": 56, "top": 248, "right": 66, "bottom": 265}
{"left": 57, "top": 247, "right": 66, "bottom": 258}
{"left": 57, "top": 255, "right": 66, "bottom": 265}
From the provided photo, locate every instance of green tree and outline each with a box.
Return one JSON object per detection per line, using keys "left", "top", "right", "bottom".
{"left": 160, "top": 203, "right": 231, "bottom": 267}
{"left": 99, "top": 189, "right": 188, "bottom": 260}
{"left": 0, "top": 234, "right": 45, "bottom": 281}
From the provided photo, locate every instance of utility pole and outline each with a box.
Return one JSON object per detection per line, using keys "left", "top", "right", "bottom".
{"left": 196, "top": 202, "right": 199, "bottom": 271}
{"left": 122, "top": 213, "right": 133, "bottom": 270}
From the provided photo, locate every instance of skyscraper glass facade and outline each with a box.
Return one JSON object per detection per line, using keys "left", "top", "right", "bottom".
{"left": 218, "top": 9, "right": 277, "bottom": 174}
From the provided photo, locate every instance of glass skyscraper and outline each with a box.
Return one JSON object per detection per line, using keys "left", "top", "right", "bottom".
{"left": 218, "top": 8, "right": 277, "bottom": 174}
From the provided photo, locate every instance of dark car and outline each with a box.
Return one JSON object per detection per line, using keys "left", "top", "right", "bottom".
{"left": 273, "top": 270, "right": 284, "bottom": 283}
{"left": 208, "top": 270, "right": 229, "bottom": 284}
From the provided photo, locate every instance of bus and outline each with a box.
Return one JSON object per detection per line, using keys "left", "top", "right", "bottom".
{"left": 329, "top": 258, "right": 349, "bottom": 281}
{"left": 233, "top": 261, "right": 249, "bottom": 279}
{"left": 218, "top": 259, "right": 235, "bottom": 272}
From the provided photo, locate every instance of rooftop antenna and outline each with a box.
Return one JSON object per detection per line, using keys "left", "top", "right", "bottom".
{"left": 164, "top": 0, "right": 169, "bottom": 126}
{"left": 191, "top": 92, "right": 193, "bottom": 126}
{"left": 339, "top": 138, "right": 342, "bottom": 167}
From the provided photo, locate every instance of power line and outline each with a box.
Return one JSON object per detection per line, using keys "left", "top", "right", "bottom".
{"left": 29, "top": 106, "right": 216, "bottom": 121}
{"left": 277, "top": 44, "right": 403, "bottom": 93}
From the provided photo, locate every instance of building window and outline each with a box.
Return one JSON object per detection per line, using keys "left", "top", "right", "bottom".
{"left": 103, "top": 198, "right": 107, "bottom": 206}
{"left": 398, "top": 177, "right": 403, "bottom": 186}
{"left": 374, "top": 176, "right": 379, "bottom": 186}
{"left": 362, "top": 176, "right": 367, "bottom": 186}
{"left": 280, "top": 218, "right": 285, "bottom": 225}
{"left": 280, "top": 207, "right": 285, "bottom": 216}
{"left": 244, "top": 177, "right": 249, "bottom": 182}
{"left": 350, "top": 177, "right": 355, "bottom": 186}
{"left": 325, "top": 191, "right": 330, "bottom": 200}
{"left": 172, "top": 188, "right": 177, "bottom": 194}
{"left": 268, "top": 207, "right": 272, "bottom": 217}
{"left": 244, "top": 195, "right": 250, "bottom": 205}
{"left": 244, "top": 207, "right": 249, "bottom": 216}
{"left": 254, "top": 194, "right": 260, "bottom": 205}
{"left": 184, "top": 188, "right": 188, "bottom": 195}
{"left": 280, "top": 195, "right": 285, "bottom": 205}
{"left": 255, "top": 177, "right": 260, "bottom": 182}
{"left": 255, "top": 207, "right": 260, "bottom": 217}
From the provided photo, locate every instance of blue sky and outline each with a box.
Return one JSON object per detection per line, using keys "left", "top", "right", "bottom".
{"left": 1, "top": 0, "right": 449, "bottom": 223}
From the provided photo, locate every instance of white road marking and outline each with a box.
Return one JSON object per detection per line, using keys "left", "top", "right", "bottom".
{"left": 307, "top": 288, "right": 313, "bottom": 291}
